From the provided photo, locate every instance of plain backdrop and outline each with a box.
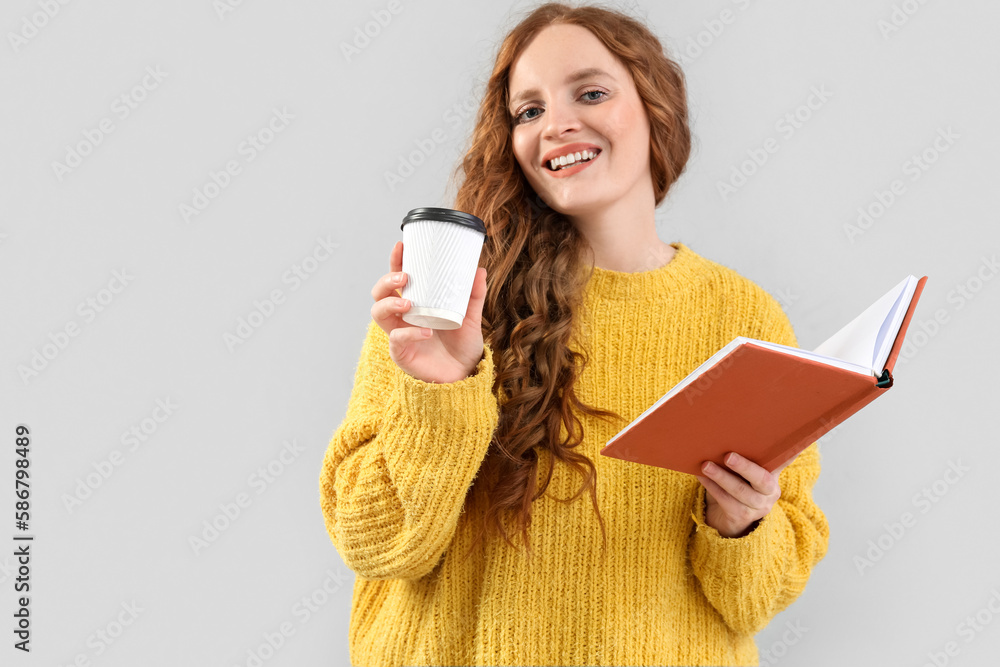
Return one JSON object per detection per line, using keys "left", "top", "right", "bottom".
{"left": 2, "top": 1, "right": 999, "bottom": 665}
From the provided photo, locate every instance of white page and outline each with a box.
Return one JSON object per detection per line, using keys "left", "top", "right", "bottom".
{"left": 812, "top": 276, "right": 916, "bottom": 372}
{"left": 872, "top": 277, "right": 918, "bottom": 371}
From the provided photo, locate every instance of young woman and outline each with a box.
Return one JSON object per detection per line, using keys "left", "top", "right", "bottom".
{"left": 319, "top": 3, "right": 828, "bottom": 665}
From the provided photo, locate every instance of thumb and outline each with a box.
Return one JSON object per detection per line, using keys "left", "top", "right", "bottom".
{"left": 462, "top": 267, "right": 488, "bottom": 328}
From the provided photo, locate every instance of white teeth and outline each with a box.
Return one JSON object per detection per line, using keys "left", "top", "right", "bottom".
{"left": 549, "top": 149, "right": 597, "bottom": 171}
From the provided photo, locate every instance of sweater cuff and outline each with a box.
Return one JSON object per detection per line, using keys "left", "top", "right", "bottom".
{"left": 391, "top": 344, "right": 497, "bottom": 429}
{"left": 689, "top": 482, "right": 794, "bottom": 574}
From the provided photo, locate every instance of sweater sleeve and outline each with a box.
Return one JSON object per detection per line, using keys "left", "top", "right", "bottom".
{"left": 318, "top": 319, "right": 499, "bottom": 581}
{"left": 687, "top": 289, "right": 830, "bottom": 635}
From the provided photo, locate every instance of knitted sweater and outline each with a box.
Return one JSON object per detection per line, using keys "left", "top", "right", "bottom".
{"left": 319, "top": 241, "right": 829, "bottom": 666}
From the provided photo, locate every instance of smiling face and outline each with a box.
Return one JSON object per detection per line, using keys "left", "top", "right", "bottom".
{"left": 507, "top": 23, "right": 653, "bottom": 221}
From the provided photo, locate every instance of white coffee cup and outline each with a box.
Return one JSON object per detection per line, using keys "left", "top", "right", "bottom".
{"left": 399, "top": 207, "right": 487, "bottom": 330}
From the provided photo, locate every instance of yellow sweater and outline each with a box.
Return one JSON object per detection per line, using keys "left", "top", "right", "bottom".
{"left": 319, "top": 241, "right": 829, "bottom": 666}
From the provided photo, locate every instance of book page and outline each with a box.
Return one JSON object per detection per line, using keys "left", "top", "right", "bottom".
{"left": 747, "top": 340, "right": 873, "bottom": 375}
{"left": 872, "top": 277, "right": 918, "bottom": 371}
{"left": 811, "top": 275, "right": 916, "bottom": 372}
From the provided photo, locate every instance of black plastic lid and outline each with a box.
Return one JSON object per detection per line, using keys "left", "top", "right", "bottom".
{"left": 400, "top": 207, "right": 486, "bottom": 235}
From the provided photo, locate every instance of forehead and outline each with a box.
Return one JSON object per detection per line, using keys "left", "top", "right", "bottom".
{"left": 508, "top": 23, "right": 626, "bottom": 93}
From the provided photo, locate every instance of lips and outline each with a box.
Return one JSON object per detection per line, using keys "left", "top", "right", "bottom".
{"left": 544, "top": 150, "right": 600, "bottom": 178}
{"left": 541, "top": 142, "right": 602, "bottom": 170}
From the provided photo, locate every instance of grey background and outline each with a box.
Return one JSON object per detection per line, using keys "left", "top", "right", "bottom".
{"left": 2, "top": 0, "right": 998, "bottom": 665}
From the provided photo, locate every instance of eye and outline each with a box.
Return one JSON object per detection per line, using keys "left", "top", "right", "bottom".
{"left": 514, "top": 107, "right": 542, "bottom": 124}
{"left": 512, "top": 88, "right": 609, "bottom": 125}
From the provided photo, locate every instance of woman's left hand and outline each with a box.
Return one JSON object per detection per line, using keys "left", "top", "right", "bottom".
{"left": 696, "top": 452, "right": 793, "bottom": 538}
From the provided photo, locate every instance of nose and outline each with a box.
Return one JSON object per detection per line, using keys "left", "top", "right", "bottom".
{"left": 541, "top": 96, "right": 581, "bottom": 140}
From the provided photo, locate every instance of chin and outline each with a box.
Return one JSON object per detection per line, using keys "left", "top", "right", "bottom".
{"left": 545, "top": 195, "right": 606, "bottom": 218}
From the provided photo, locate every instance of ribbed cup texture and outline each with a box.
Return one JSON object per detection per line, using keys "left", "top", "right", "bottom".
{"left": 400, "top": 220, "right": 484, "bottom": 322}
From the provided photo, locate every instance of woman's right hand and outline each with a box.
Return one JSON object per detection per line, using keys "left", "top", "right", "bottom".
{"left": 371, "top": 240, "right": 488, "bottom": 384}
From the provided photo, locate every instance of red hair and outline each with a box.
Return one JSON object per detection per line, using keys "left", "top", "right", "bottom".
{"left": 449, "top": 2, "right": 692, "bottom": 564}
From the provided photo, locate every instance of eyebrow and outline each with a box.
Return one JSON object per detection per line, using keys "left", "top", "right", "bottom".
{"left": 509, "top": 67, "right": 615, "bottom": 109}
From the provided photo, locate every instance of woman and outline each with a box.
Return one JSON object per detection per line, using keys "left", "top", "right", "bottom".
{"left": 319, "top": 3, "right": 829, "bottom": 665}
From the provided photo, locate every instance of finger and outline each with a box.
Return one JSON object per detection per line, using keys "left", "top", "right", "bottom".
{"left": 461, "top": 267, "right": 488, "bottom": 328}
{"left": 388, "top": 321, "right": 432, "bottom": 349}
{"left": 721, "top": 452, "right": 779, "bottom": 497}
{"left": 701, "top": 460, "right": 764, "bottom": 510}
{"left": 390, "top": 240, "right": 401, "bottom": 273}
{"left": 697, "top": 473, "right": 747, "bottom": 520}
{"left": 371, "top": 242, "right": 408, "bottom": 302}
{"left": 370, "top": 295, "right": 413, "bottom": 335}
{"left": 695, "top": 475, "right": 719, "bottom": 504}
{"left": 391, "top": 241, "right": 406, "bottom": 297}
{"left": 371, "top": 271, "right": 407, "bottom": 302}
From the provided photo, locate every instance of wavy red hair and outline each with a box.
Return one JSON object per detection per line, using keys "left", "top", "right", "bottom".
{"left": 448, "top": 2, "right": 692, "bottom": 564}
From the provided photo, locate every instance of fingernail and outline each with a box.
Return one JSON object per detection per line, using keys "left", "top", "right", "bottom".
{"left": 703, "top": 462, "right": 716, "bottom": 473}
{"left": 393, "top": 273, "right": 402, "bottom": 284}
{"left": 727, "top": 453, "right": 739, "bottom": 465}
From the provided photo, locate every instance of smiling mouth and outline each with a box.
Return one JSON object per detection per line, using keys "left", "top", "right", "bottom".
{"left": 544, "top": 150, "right": 603, "bottom": 176}
{"left": 545, "top": 149, "right": 602, "bottom": 173}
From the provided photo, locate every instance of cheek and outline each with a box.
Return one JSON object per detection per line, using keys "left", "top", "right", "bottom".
{"left": 512, "top": 135, "right": 540, "bottom": 182}
{"left": 604, "top": 104, "right": 648, "bottom": 149}
{"left": 511, "top": 132, "right": 528, "bottom": 162}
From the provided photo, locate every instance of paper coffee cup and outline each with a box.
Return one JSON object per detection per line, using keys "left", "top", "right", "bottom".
{"left": 399, "top": 207, "right": 487, "bottom": 330}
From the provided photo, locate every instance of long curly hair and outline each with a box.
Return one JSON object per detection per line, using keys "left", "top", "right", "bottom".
{"left": 449, "top": 2, "right": 691, "bottom": 564}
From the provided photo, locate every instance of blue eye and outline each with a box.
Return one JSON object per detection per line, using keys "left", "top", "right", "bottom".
{"left": 513, "top": 89, "right": 608, "bottom": 125}
{"left": 518, "top": 108, "right": 542, "bottom": 123}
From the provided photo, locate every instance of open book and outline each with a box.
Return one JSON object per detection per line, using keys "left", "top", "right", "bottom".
{"left": 599, "top": 274, "right": 928, "bottom": 475}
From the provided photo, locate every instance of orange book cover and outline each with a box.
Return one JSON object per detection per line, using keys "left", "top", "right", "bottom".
{"left": 600, "top": 275, "right": 928, "bottom": 476}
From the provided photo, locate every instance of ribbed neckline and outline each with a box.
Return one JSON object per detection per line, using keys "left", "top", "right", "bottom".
{"left": 583, "top": 241, "right": 700, "bottom": 301}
